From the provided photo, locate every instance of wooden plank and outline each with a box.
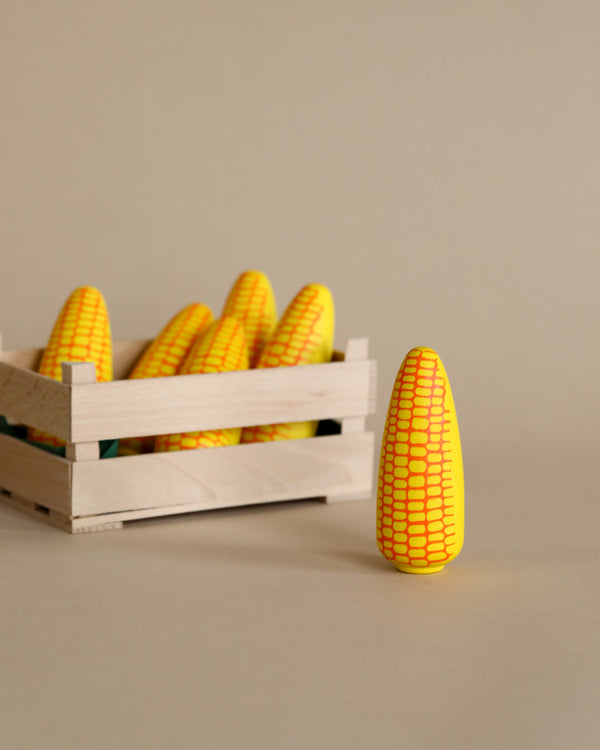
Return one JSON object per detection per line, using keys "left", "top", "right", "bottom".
{"left": 69, "top": 359, "right": 376, "bottom": 443}
{"left": 0, "top": 493, "right": 122, "bottom": 533}
{"left": 61, "top": 362, "right": 100, "bottom": 461}
{"left": 0, "top": 433, "right": 72, "bottom": 515}
{"left": 68, "top": 495, "right": 325, "bottom": 528}
{"left": 0, "top": 339, "right": 151, "bottom": 380}
{"left": 113, "top": 339, "right": 151, "bottom": 380}
{"left": 71, "top": 432, "right": 375, "bottom": 516}
{"left": 0, "top": 344, "right": 44, "bottom": 372}
{"left": 0, "top": 361, "right": 71, "bottom": 439}
{"left": 0, "top": 493, "right": 73, "bottom": 532}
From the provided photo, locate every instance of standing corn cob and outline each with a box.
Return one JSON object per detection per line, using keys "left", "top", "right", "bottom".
{"left": 154, "top": 317, "right": 249, "bottom": 451}
{"left": 377, "top": 347, "right": 464, "bottom": 574}
{"left": 118, "top": 303, "right": 214, "bottom": 455}
{"left": 28, "top": 286, "right": 112, "bottom": 447}
{"left": 241, "top": 283, "right": 335, "bottom": 443}
{"left": 221, "top": 270, "right": 277, "bottom": 367}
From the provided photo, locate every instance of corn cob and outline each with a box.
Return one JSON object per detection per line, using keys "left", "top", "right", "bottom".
{"left": 118, "top": 303, "right": 214, "bottom": 455}
{"left": 240, "top": 283, "right": 334, "bottom": 443}
{"left": 221, "top": 270, "right": 277, "bottom": 367}
{"left": 376, "top": 347, "right": 464, "bottom": 574}
{"left": 28, "top": 286, "right": 112, "bottom": 447}
{"left": 154, "top": 317, "right": 249, "bottom": 451}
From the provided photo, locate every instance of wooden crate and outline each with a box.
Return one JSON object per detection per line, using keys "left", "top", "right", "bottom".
{"left": 0, "top": 335, "right": 376, "bottom": 533}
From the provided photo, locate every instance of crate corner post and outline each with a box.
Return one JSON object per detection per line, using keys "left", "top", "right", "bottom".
{"left": 324, "top": 337, "right": 376, "bottom": 504}
{"left": 61, "top": 361, "right": 123, "bottom": 533}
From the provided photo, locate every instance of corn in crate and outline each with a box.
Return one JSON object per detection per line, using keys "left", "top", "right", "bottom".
{"left": 0, "top": 333, "right": 376, "bottom": 533}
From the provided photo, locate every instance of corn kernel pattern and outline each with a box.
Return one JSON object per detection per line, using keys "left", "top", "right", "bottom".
{"left": 154, "top": 317, "right": 249, "bottom": 451}
{"left": 222, "top": 270, "right": 277, "bottom": 367}
{"left": 240, "top": 283, "right": 334, "bottom": 443}
{"left": 128, "top": 303, "right": 213, "bottom": 379}
{"left": 28, "top": 286, "right": 112, "bottom": 447}
{"left": 376, "top": 347, "right": 464, "bottom": 574}
{"left": 118, "top": 303, "right": 214, "bottom": 454}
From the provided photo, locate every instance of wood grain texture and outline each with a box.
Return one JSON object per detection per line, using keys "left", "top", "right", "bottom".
{"left": 0, "top": 433, "right": 71, "bottom": 514}
{"left": 71, "top": 432, "right": 374, "bottom": 516}
{"left": 69, "top": 358, "right": 376, "bottom": 442}
{"left": 0, "top": 361, "right": 71, "bottom": 439}
{"left": 0, "top": 337, "right": 377, "bottom": 532}
{"left": 62, "top": 362, "right": 101, "bottom": 461}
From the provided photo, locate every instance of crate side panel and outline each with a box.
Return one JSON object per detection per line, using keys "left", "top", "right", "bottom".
{"left": 112, "top": 339, "right": 152, "bottom": 380}
{"left": 0, "top": 434, "right": 72, "bottom": 515}
{"left": 70, "top": 360, "right": 375, "bottom": 442}
{"left": 0, "top": 340, "right": 151, "bottom": 381}
{"left": 71, "top": 433, "right": 374, "bottom": 516}
{"left": 0, "top": 362, "right": 71, "bottom": 439}
{"left": 1, "top": 347, "right": 44, "bottom": 371}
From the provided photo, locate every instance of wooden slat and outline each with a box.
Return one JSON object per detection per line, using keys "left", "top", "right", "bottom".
{"left": 67, "top": 496, "right": 322, "bottom": 529}
{"left": 71, "top": 432, "right": 374, "bottom": 516}
{"left": 0, "top": 433, "right": 72, "bottom": 515}
{"left": 113, "top": 339, "right": 151, "bottom": 380}
{"left": 0, "top": 493, "right": 73, "bottom": 532}
{"left": 0, "top": 362, "right": 71, "bottom": 440}
{"left": 69, "top": 359, "right": 376, "bottom": 442}
{"left": 0, "top": 346, "right": 43, "bottom": 371}
{"left": 0, "top": 339, "right": 151, "bottom": 381}
{"left": 0, "top": 493, "right": 123, "bottom": 533}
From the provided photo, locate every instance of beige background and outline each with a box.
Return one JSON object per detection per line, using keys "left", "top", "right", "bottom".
{"left": 1, "top": 2, "right": 598, "bottom": 749}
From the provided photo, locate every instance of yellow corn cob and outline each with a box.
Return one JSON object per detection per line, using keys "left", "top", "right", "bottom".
{"left": 240, "top": 283, "right": 334, "bottom": 443}
{"left": 376, "top": 347, "right": 464, "bottom": 574}
{"left": 221, "top": 270, "right": 277, "bottom": 367}
{"left": 154, "top": 317, "right": 249, "bottom": 451}
{"left": 28, "top": 286, "right": 112, "bottom": 447}
{"left": 118, "top": 303, "right": 214, "bottom": 455}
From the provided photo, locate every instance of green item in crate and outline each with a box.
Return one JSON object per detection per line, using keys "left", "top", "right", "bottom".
{"left": 0, "top": 416, "right": 119, "bottom": 459}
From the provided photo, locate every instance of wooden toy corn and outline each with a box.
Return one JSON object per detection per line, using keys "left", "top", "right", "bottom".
{"left": 241, "top": 283, "right": 334, "bottom": 443}
{"left": 118, "top": 303, "right": 214, "bottom": 454}
{"left": 154, "top": 317, "right": 249, "bottom": 451}
{"left": 221, "top": 270, "right": 277, "bottom": 367}
{"left": 377, "top": 347, "right": 464, "bottom": 574}
{"left": 28, "top": 286, "right": 112, "bottom": 447}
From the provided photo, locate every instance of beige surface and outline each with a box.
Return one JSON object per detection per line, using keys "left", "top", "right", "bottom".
{"left": 1, "top": 448, "right": 598, "bottom": 750}
{"left": 0, "top": 1, "right": 599, "bottom": 748}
